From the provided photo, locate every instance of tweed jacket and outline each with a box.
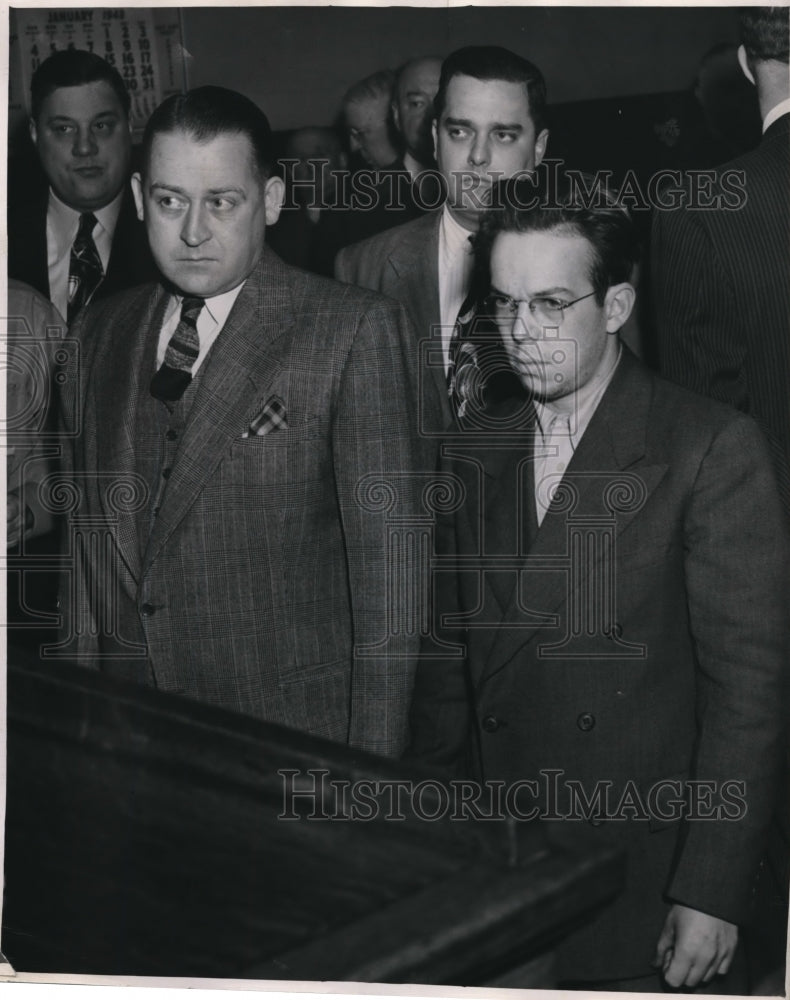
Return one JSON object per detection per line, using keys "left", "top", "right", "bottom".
{"left": 60, "top": 249, "right": 439, "bottom": 757}
{"left": 335, "top": 210, "right": 452, "bottom": 433}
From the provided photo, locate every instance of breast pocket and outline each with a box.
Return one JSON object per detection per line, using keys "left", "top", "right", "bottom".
{"left": 226, "top": 417, "right": 328, "bottom": 487}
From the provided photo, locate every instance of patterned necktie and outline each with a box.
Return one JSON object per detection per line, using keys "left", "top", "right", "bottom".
{"left": 67, "top": 212, "right": 104, "bottom": 324}
{"left": 150, "top": 296, "right": 205, "bottom": 402}
{"left": 446, "top": 289, "right": 479, "bottom": 421}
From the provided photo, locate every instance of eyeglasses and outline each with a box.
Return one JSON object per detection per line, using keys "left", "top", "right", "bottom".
{"left": 484, "top": 288, "right": 597, "bottom": 328}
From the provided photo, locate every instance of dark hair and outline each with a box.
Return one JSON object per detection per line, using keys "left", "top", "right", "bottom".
{"left": 740, "top": 7, "right": 790, "bottom": 63}
{"left": 433, "top": 46, "right": 548, "bottom": 134}
{"left": 140, "top": 86, "right": 275, "bottom": 180}
{"left": 475, "top": 173, "right": 639, "bottom": 305}
{"left": 30, "top": 49, "right": 130, "bottom": 121}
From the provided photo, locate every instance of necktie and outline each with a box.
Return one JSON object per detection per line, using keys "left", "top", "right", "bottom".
{"left": 447, "top": 289, "right": 479, "bottom": 421}
{"left": 536, "top": 410, "right": 573, "bottom": 526}
{"left": 150, "top": 296, "right": 205, "bottom": 402}
{"left": 67, "top": 212, "right": 104, "bottom": 323}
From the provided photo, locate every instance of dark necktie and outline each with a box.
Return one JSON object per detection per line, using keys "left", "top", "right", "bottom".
{"left": 150, "top": 296, "right": 205, "bottom": 402}
{"left": 67, "top": 212, "right": 104, "bottom": 323}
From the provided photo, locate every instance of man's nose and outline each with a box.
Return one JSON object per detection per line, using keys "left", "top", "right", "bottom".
{"left": 468, "top": 133, "right": 490, "bottom": 167}
{"left": 510, "top": 302, "right": 546, "bottom": 342}
{"left": 181, "top": 203, "right": 211, "bottom": 246}
{"left": 72, "top": 125, "right": 98, "bottom": 158}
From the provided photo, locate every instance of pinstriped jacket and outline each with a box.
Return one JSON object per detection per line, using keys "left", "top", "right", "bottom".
{"left": 59, "top": 249, "right": 439, "bottom": 757}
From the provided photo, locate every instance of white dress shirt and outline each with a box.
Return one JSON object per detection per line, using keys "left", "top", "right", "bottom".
{"left": 46, "top": 188, "right": 123, "bottom": 320}
{"left": 533, "top": 345, "right": 622, "bottom": 525}
{"left": 156, "top": 283, "right": 245, "bottom": 374}
{"left": 437, "top": 205, "right": 475, "bottom": 372}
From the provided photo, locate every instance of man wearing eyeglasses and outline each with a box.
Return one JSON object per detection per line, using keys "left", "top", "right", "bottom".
{"left": 408, "top": 175, "right": 788, "bottom": 992}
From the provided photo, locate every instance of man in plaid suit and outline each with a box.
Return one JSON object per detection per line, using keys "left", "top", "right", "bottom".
{"left": 58, "top": 87, "right": 438, "bottom": 757}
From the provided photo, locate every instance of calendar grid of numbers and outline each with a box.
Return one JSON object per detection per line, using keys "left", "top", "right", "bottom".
{"left": 14, "top": 8, "right": 184, "bottom": 134}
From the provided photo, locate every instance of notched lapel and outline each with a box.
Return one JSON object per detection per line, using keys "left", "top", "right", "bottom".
{"left": 478, "top": 350, "right": 669, "bottom": 682}
{"left": 143, "top": 257, "right": 292, "bottom": 572}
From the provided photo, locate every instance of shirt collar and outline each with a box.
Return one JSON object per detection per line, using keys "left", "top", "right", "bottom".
{"left": 166, "top": 281, "right": 246, "bottom": 328}
{"left": 536, "top": 343, "right": 622, "bottom": 442}
{"left": 440, "top": 203, "right": 475, "bottom": 258}
{"left": 763, "top": 98, "right": 790, "bottom": 133}
{"left": 47, "top": 186, "right": 125, "bottom": 252}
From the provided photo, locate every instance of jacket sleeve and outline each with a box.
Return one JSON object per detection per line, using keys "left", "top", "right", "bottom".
{"left": 332, "top": 296, "right": 439, "bottom": 757}
{"left": 665, "top": 412, "right": 789, "bottom": 923}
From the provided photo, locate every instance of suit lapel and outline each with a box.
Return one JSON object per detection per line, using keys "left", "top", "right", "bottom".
{"left": 93, "top": 284, "right": 168, "bottom": 582}
{"left": 477, "top": 351, "right": 668, "bottom": 684}
{"left": 142, "top": 252, "right": 290, "bottom": 573}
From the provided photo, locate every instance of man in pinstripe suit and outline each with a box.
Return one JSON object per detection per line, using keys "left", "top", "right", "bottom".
{"left": 59, "top": 86, "right": 439, "bottom": 757}
{"left": 652, "top": 6, "right": 790, "bottom": 509}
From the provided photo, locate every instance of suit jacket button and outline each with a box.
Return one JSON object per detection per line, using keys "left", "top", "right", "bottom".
{"left": 482, "top": 715, "right": 500, "bottom": 733}
{"left": 165, "top": 429, "right": 178, "bottom": 441}
{"left": 140, "top": 602, "right": 157, "bottom": 617}
{"left": 577, "top": 712, "right": 596, "bottom": 731}
{"left": 162, "top": 467, "right": 172, "bottom": 479}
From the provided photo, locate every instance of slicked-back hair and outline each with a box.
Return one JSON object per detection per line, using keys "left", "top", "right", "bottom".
{"left": 140, "top": 86, "right": 275, "bottom": 181}
{"left": 475, "top": 174, "right": 639, "bottom": 305}
{"left": 31, "top": 49, "right": 130, "bottom": 122}
{"left": 740, "top": 6, "right": 790, "bottom": 63}
{"left": 433, "top": 46, "right": 548, "bottom": 134}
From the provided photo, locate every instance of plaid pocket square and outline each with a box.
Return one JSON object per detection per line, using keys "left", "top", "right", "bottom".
{"left": 242, "top": 396, "right": 288, "bottom": 437}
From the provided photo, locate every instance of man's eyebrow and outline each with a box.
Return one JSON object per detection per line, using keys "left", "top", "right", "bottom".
{"left": 149, "top": 183, "right": 247, "bottom": 197}
{"left": 442, "top": 117, "right": 524, "bottom": 132}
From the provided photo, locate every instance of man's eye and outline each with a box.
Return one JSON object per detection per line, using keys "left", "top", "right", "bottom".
{"left": 210, "top": 197, "right": 235, "bottom": 211}
{"left": 535, "top": 297, "right": 566, "bottom": 312}
{"left": 409, "top": 98, "right": 427, "bottom": 110}
{"left": 157, "top": 196, "right": 186, "bottom": 211}
{"left": 53, "top": 124, "right": 74, "bottom": 134}
{"left": 93, "top": 121, "right": 114, "bottom": 133}
{"left": 446, "top": 127, "right": 468, "bottom": 140}
{"left": 493, "top": 130, "right": 518, "bottom": 143}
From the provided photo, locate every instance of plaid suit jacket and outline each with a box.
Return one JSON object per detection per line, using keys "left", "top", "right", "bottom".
{"left": 60, "top": 249, "right": 439, "bottom": 756}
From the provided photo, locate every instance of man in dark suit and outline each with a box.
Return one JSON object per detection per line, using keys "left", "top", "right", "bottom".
{"left": 58, "top": 86, "right": 437, "bottom": 758}
{"left": 408, "top": 177, "right": 788, "bottom": 990}
{"left": 8, "top": 49, "right": 154, "bottom": 322}
{"left": 336, "top": 46, "right": 549, "bottom": 431}
{"left": 652, "top": 6, "right": 790, "bottom": 508}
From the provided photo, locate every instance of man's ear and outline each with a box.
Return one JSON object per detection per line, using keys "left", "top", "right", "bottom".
{"left": 534, "top": 128, "right": 549, "bottom": 167}
{"left": 29, "top": 117, "right": 38, "bottom": 146}
{"left": 604, "top": 282, "right": 636, "bottom": 333}
{"left": 738, "top": 44, "right": 756, "bottom": 85}
{"left": 131, "top": 172, "right": 145, "bottom": 222}
{"left": 391, "top": 100, "right": 401, "bottom": 133}
{"left": 432, "top": 118, "right": 438, "bottom": 161}
{"left": 264, "top": 175, "right": 285, "bottom": 226}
